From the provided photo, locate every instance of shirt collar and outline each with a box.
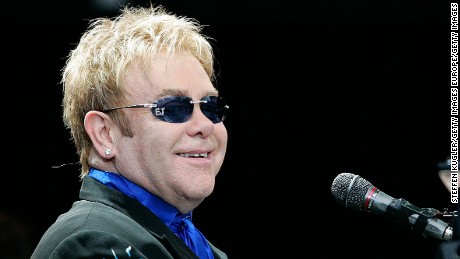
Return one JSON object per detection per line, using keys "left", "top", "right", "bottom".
{"left": 88, "top": 167, "right": 191, "bottom": 226}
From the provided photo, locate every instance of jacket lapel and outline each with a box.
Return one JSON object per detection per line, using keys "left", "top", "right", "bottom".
{"left": 80, "top": 176, "right": 199, "bottom": 259}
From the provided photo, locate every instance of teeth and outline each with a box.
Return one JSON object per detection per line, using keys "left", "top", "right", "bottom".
{"left": 179, "top": 153, "right": 208, "bottom": 158}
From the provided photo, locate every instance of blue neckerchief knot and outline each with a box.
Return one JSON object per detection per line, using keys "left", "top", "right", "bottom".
{"left": 169, "top": 213, "right": 213, "bottom": 259}
{"left": 88, "top": 168, "right": 214, "bottom": 259}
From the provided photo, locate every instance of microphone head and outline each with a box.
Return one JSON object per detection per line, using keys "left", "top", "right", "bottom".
{"left": 331, "top": 172, "right": 374, "bottom": 211}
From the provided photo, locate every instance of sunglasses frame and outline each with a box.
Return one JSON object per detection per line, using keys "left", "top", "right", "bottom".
{"left": 103, "top": 95, "right": 229, "bottom": 123}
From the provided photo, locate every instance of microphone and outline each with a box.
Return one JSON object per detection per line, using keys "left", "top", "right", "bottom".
{"left": 330, "top": 172, "right": 454, "bottom": 241}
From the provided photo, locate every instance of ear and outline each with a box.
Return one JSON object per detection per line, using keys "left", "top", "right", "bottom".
{"left": 84, "top": 111, "right": 116, "bottom": 159}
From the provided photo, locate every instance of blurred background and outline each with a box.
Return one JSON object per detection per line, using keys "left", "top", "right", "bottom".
{"left": 1, "top": 0, "right": 453, "bottom": 258}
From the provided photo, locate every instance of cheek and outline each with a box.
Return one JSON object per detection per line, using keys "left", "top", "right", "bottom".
{"left": 138, "top": 127, "right": 167, "bottom": 148}
{"left": 136, "top": 122, "right": 182, "bottom": 152}
{"left": 215, "top": 125, "right": 228, "bottom": 147}
{"left": 133, "top": 128, "right": 171, "bottom": 171}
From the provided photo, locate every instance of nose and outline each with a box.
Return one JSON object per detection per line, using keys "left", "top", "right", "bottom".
{"left": 186, "top": 101, "right": 214, "bottom": 137}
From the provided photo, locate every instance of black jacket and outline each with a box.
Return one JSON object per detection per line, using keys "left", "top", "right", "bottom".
{"left": 31, "top": 176, "right": 228, "bottom": 259}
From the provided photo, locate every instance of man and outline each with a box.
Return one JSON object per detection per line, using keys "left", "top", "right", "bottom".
{"left": 32, "top": 4, "right": 229, "bottom": 259}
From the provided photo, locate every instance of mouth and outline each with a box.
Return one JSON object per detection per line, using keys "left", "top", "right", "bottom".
{"left": 177, "top": 153, "right": 209, "bottom": 158}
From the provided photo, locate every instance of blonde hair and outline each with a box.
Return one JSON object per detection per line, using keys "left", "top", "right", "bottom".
{"left": 61, "top": 4, "right": 215, "bottom": 177}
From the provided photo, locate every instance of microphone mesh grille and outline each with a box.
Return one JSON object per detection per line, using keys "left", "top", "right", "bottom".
{"left": 331, "top": 172, "right": 374, "bottom": 211}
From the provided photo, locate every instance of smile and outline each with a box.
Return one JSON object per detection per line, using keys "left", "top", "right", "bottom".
{"left": 178, "top": 153, "right": 208, "bottom": 158}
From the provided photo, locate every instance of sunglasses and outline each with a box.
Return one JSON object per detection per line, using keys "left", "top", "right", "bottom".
{"left": 103, "top": 95, "right": 229, "bottom": 123}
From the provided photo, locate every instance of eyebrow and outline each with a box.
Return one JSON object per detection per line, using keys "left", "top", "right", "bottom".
{"left": 156, "top": 89, "right": 219, "bottom": 99}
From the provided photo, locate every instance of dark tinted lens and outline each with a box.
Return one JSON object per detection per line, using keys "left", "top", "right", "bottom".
{"left": 152, "top": 96, "right": 193, "bottom": 123}
{"left": 201, "top": 96, "right": 228, "bottom": 123}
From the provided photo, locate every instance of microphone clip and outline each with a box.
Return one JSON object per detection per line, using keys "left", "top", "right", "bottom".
{"left": 384, "top": 198, "right": 453, "bottom": 240}
{"left": 436, "top": 209, "right": 458, "bottom": 226}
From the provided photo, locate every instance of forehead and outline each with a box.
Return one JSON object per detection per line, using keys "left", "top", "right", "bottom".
{"left": 125, "top": 52, "right": 216, "bottom": 101}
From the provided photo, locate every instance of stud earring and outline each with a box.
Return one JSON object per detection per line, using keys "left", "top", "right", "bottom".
{"left": 105, "top": 148, "right": 112, "bottom": 156}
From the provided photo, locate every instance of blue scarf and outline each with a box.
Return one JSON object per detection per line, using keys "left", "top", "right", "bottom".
{"left": 88, "top": 168, "right": 214, "bottom": 259}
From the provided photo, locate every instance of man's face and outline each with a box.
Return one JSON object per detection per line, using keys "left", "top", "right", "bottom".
{"left": 113, "top": 51, "right": 228, "bottom": 212}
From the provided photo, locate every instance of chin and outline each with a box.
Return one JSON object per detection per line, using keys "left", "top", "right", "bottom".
{"left": 189, "top": 182, "right": 215, "bottom": 200}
